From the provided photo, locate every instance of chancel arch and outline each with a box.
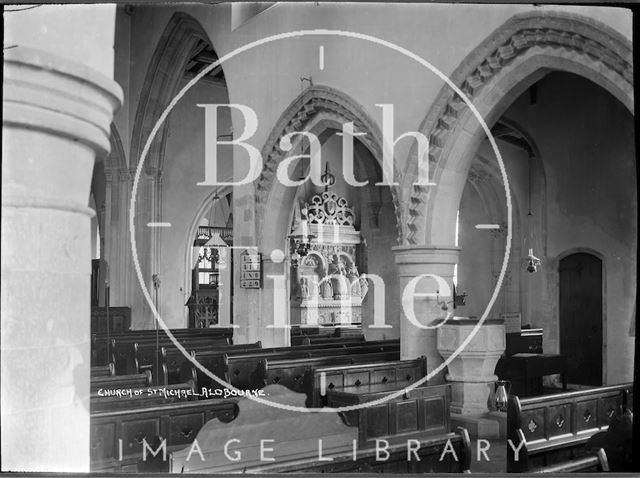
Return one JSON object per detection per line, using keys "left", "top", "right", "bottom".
{"left": 241, "top": 85, "right": 402, "bottom": 346}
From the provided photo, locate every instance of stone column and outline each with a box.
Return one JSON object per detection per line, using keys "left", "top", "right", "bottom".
{"left": 104, "top": 168, "right": 134, "bottom": 309}
{"left": 233, "top": 255, "right": 290, "bottom": 348}
{"left": 393, "top": 245, "right": 459, "bottom": 382}
{"left": 2, "top": 44, "right": 122, "bottom": 474}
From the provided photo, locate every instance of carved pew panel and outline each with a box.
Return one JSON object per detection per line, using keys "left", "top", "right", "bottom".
{"left": 328, "top": 382, "right": 451, "bottom": 447}
{"left": 227, "top": 343, "right": 400, "bottom": 391}
{"left": 309, "top": 357, "right": 427, "bottom": 407}
{"left": 260, "top": 351, "right": 402, "bottom": 397}
{"left": 169, "top": 384, "right": 470, "bottom": 473}
{"left": 507, "top": 382, "right": 633, "bottom": 472}
{"left": 180, "top": 340, "right": 400, "bottom": 393}
{"left": 90, "top": 397, "right": 237, "bottom": 472}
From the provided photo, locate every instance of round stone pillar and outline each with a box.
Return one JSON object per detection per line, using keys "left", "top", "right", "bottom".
{"left": 2, "top": 44, "right": 122, "bottom": 472}
{"left": 393, "top": 245, "right": 459, "bottom": 382}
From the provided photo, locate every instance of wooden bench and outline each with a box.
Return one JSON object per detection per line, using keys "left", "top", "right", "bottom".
{"left": 90, "top": 395, "right": 237, "bottom": 472}
{"left": 170, "top": 384, "right": 470, "bottom": 474}
{"left": 113, "top": 335, "right": 231, "bottom": 375}
{"left": 223, "top": 341, "right": 400, "bottom": 390}
{"left": 307, "top": 357, "right": 427, "bottom": 407}
{"left": 260, "top": 350, "right": 402, "bottom": 399}
{"left": 181, "top": 340, "right": 400, "bottom": 393}
{"left": 92, "top": 327, "right": 232, "bottom": 365}
{"left": 328, "top": 382, "right": 450, "bottom": 447}
{"left": 92, "top": 327, "right": 233, "bottom": 366}
{"left": 291, "top": 335, "right": 366, "bottom": 346}
{"left": 91, "top": 363, "right": 115, "bottom": 378}
{"left": 507, "top": 382, "right": 633, "bottom": 472}
{"left": 157, "top": 341, "right": 262, "bottom": 385}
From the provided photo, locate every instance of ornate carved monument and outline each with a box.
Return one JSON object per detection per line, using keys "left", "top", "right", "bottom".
{"left": 290, "top": 187, "right": 368, "bottom": 326}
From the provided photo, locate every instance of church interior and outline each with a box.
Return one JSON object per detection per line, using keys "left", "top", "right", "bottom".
{"left": 2, "top": 2, "right": 637, "bottom": 473}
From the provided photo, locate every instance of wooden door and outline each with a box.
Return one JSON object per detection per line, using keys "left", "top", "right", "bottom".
{"left": 559, "top": 253, "right": 603, "bottom": 386}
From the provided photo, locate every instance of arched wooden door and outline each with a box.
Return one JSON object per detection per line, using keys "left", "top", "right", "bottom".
{"left": 559, "top": 252, "right": 603, "bottom": 386}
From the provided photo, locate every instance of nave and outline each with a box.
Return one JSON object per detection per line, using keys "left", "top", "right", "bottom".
{"left": 2, "top": 2, "right": 637, "bottom": 473}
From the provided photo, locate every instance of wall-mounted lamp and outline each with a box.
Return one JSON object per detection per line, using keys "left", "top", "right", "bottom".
{"left": 436, "top": 285, "right": 468, "bottom": 311}
{"left": 526, "top": 248, "right": 542, "bottom": 273}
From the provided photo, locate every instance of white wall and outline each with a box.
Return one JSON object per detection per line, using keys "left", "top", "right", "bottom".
{"left": 458, "top": 72, "right": 636, "bottom": 384}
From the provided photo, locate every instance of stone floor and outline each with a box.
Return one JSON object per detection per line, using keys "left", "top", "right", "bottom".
{"left": 468, "top": 439, "right": 507, "bottom": 473}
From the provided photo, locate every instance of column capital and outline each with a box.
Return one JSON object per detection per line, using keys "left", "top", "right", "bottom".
{"left": 3, "top": 46, "right": 123, "bottom": 157}
{"left": 3, "top": 47, "right": 123, "bottom": 217}
{"left": 392, "top": 245, "right": 460, "bottom": 267}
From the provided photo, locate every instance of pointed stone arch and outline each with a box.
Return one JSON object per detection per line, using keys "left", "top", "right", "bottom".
{"left": 106, "top": 123, "right": 127, "bottom": 170}
{"left": 401, "top": 11, "right": 633, "bottom": 246}
{"left": 255, "top": 85, "right": 402, "bottom": 250}
{"left": 129, "top": 12, "right": 215, "bottom": 173}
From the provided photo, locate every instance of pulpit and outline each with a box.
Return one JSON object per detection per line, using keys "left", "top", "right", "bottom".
{"left": 291, "top": 189, "right": 368, "bottom": 326}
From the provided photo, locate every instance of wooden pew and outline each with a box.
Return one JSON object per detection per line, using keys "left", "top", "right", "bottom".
{"left": 218, "top": 341, "right": 400, "bottom": 391}
{"left": 157, "top": 341, "right": 262, "bottom": 385}
{"left": 113, "top": 334, "right": 230, "bottom": 375}
{"left": 328, "top": 382, "right": 450, "bottom": 447}
{"left": 306, "top": 357, "right": 427, "bottom": 407}
{"left": 91, "top": 363, "right": 115, "bottom": 378}
{"left": 92, "top": 327, "right": 233, "bottom": 366}
{"left": 259, "top": 350, "right": 401, "bottom": 398}
{"left": 291, "top": 335, "right": 365, "bottom": 346}
{"left": 90, "top": 396, "right": 237, "bottom": 472}
{"left": 507, "top": 382, "right": 633, "bottom": 472}
{"left": 290, "top": 325, "right": 363, "bottom": 338}
{"left": 170, "top": 384, "right": 471, "bottom": 474}
{"left": 181, "top": 340, "right": 400, "bottom": 393}
{"left": 91, "top": 370, "right": 152, "bottom": 393}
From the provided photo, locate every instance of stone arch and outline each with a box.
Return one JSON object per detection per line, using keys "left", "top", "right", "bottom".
{"left": 402, "top": 11, "right": 633, "bottom": 246}
{"left": 129, "top": 12, "right": 215, "bottom": 173}
{"left": 106, "top": 123, "right": 127, "bottom": 171}
{"left": 256, "top": 85, "right": 401, "bottom": 252}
